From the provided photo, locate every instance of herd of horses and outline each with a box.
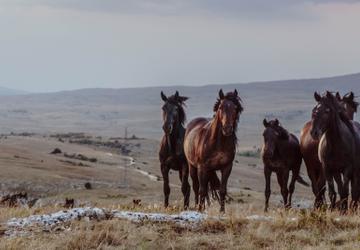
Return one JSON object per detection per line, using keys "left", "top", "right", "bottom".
{"left": 159, "top": 89, "right": 360, "bottom": 213}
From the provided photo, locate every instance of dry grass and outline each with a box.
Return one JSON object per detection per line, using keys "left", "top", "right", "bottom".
{"left": 2, "top": 204, "right": 360, "bottom": 250}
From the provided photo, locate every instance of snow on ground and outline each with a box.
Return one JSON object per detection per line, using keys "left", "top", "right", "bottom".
{"left": 4, "top": 208, "right": 206, "bottom": 237}
{"left": 246, "top": 215, "right": 274, "bottom": 221}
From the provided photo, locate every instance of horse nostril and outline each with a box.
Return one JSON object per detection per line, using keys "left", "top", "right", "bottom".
{"left": 311, "top": 130, "right": 319, "bottom": 139}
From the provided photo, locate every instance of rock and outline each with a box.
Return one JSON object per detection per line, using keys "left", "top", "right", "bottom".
{"left": 84, "top": 182, "right": 92, "bottom": 190}
{"left": 50, "top": 148, "right": 62, "bottom": 154}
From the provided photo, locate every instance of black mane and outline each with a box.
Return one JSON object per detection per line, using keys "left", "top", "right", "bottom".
{"left": 166, "top": 95, "right": 187, "bottom": 126}
{"left": 322, "top": 92, "right": 356, "bottom": 135}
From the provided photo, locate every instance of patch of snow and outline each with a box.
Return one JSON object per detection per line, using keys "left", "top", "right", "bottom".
{"left": 113, "top": 210, "right": 206, "bottom": 226}
{"left": 292, "top": 199, "right": 313, "bottom": 209}
{"left": 7, "top": 207, "right": 106, "bottom": 229}
{"left": 246, "top": 215, "right": 274, "bottom": 221}
{"left": 4, "top": 208, "right": 206, "bottom": 237}
{"left": 334, "top": 217, "right": 342, "bottom": 222}
{"left": 289, "top": 217, "right": 298, "bottom": 222}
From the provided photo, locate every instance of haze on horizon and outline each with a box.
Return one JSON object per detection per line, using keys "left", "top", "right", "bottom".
{"left": 0, "top": 0, "right": 359, "bottom": 93}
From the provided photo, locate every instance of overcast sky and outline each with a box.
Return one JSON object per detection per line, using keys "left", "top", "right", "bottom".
{"left": 0, "top": 0, "right": 359, "bottom": 92}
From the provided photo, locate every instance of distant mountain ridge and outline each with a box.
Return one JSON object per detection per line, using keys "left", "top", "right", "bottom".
{"left": 0, "top": 72, "right": 358, "bottom": 149}
{"left": 0, "top": 86, "right": 27, "bottom": 96}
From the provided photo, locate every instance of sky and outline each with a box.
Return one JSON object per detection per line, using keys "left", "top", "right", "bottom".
{"left": 0, "top": 0, "right": 360, "bottom": 92}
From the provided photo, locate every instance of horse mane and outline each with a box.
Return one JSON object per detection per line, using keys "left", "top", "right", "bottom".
{"left": 167, "top": 94, "right": 187, "bottom": 125}
{"left": 323, "top": 92, "right": 356, "bottom": 135}
{"left": 276, "top": 125, "right": 290, "bottom": 140}
{"left": 266, "top": 120, "right": 289, "bottom": 141}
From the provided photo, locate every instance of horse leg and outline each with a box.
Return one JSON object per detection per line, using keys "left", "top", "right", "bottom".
{"left": 277, "top": 169, "right": 289, "bottom": 209}
{"left": 181, "top": 163, "right": 190, "bottom": 210}
{"left": 264, "top": 167, "right": 272, "bottom": 212}
{"left": 341, "top": 169, "right": 351, "bottom": 212}
{"left": 288, "top": 166, "right": 300, "bottom": 208}
{"left": 325, "top": 170, "right": 336, "bottom": 210}
{"left": 351, "top": 172, "right": 360, "bottom": 211}
{"left": 198, "top": 168, "right": 209, "bottom": 212}
{"left": 304, "top": 159, "right": 323, "bottom": 208}
{"left": 334, "top": 173, "right": 346, "bottom": 213}
{"left": 219, "top": 164, "right": 232, "bottom": 213}
{"left": 161, "top": 164, "right": 170, "bottom": 208}
{"left": 316, "top": 170, "right": 326, "bottom": 209}
{"left": 190, "top": 165, "right": 199, "bottom": 206}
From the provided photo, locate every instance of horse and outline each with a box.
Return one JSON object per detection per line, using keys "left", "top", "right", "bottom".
{"left": 159, "top": 91, "right": 190, "bottom": 209}
{"left": 262, "top": 119, "right": 309, "bottom": 212}
{"left": 300, "top": 91, "right": 359, "bottom": 208}
{"left": 337, "top": 92, "right": 359, "bottom": 121}
{"left": 184, "top": 89, "right": 243, "bottom": 212}
{"left": 311, "top": 91, "right": 360, "bottom": 211}
{"left": 337, "top": 92, "right": 360, "bottom": 134}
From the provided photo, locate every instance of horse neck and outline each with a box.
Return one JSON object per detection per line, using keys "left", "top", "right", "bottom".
{"left": 326, "top": 111, "right": 346, "bottom": 144}
{"left": 167, "top": 120, "right": 184, "bottom": 150}
{"left": 209, "top": 113, "right": 236, "bottom": 150}
{"left": 347, "top": 110, "right": 355, "bottom": 120}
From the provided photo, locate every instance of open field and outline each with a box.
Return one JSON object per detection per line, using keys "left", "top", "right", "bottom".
{"left": 0, "top": 133, "right": 315, "bottom": 249}
{"left": 0, "top": 132, "right": 347, "bottom": 250}
{"left": 0, "top": 74, "right": 360, "bottom": 249}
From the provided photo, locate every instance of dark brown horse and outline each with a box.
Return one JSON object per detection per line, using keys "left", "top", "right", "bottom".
{"left": 311, "top": 91, "right": 360, "bottom": 211}
{"left": 300, "top": 91, "right": 359, "bottom": 208}
{"left": 159, "top": 91, "right": 190, "bottom": 209}
{"left": 184, "top": 89, "right": 243, "bottom": 212}
{"left": 337, "top": 92, "right": 360, "bottom": 134}
{"left": 337, "top": 92, "right": 359, "bottom": 121}
{"left": 262, "top": 119, "right": 309, "bottom": 212}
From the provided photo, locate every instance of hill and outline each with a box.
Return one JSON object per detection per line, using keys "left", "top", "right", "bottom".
{"left": 0, "top": 73, "right": 358, "bottom": 149}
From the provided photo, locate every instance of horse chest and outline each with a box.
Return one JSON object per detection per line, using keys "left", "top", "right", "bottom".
{"left": 264, "top": 158, "right": 286, "bottom": 171}
{"left": 319, "top": 133, "right": 353, "bottom": 169}
{"left": 206, "top": 151, "right": 232, "bottom": 168}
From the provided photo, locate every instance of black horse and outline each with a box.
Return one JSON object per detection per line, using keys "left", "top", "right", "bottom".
{"left": 311, "top": 91, "right": 360, "bottom": 211}
{"left": 262, "top": 119, "right": 309, "bottom": 212}
{"left": 159, "top": 91, "right": 190, "bottom": 209}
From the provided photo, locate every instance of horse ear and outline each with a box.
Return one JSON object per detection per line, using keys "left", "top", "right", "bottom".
{"left": 161, "top": 91, "right": 168, "bottom": 102}
{"left": 275, "top": 119, "right": 279, "bottom": 126}
{"left": 349, "top": 92, "right": 354, "bottom": 100}
{"left": 336, "top": 92, "right": 341, "bottom": 101}
{"left": 234, "top": 89, "right": 238, "bottom": 97}
{"left": 219, "top": 89, "right": 225, "bottom": 99}
{"left": 314, "top": 92, "right": 321, "bottom": 102}
{"left": 174, "top": 91, "right": 179, "bottom": 99}
{"left": 326, "top": 91, "right": 332, "bottom": 99}
{"left": 263, "top": 119, "right": 269, "bottom": 128}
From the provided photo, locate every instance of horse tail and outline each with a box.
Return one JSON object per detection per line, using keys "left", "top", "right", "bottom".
{"left": 297, "top": 175, "right": 310, "bottom": 187}
{"left": 208, "top": 171, "right": 220, "bottom": 202}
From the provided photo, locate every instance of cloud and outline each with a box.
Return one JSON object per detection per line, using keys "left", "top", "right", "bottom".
{"left": 4, "top": 0, "right": 360, "bottom": 18}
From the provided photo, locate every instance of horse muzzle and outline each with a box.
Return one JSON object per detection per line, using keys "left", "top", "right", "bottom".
{"left": 162, "top": 124, "right": 173, "bottom": 134}
{"left": 310, "top": 129, "right": 321, "bottom": 140}
{"left": 222, "top": 125, "right": 234, "bottom": 136}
